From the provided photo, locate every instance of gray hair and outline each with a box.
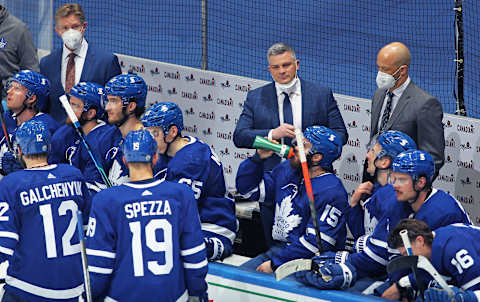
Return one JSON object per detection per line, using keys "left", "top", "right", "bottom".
{"left": 267, "top": 43, "right": 296, "bottom": 62}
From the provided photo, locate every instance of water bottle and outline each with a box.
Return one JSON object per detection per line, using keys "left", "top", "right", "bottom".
{"left": 252, "top": 136, "right": 295, "bottom": 159}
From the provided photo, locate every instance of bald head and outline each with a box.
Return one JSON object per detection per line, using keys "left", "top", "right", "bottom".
{"left": 378, "top": 42, "right": 411, "bottom": 68}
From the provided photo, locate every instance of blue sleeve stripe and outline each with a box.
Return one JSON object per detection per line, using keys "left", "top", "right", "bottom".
{"left": 86, "top": 248, "right": 116, "bottom": 259}
{"left": 0, "top": 231, "right": 18, "bottom": 241}
{"left": 183, "top": 259, "right": 208, "bottom": 269}
{"left": 0, "top": 245, "right": 14, "bottom": 256}
{"left": 88, "top": 265, "right": 113, "bottom": 274}
{"left": 462, "top": 276, "right": 480, "bottom": 290}
{"left": 201, "top": 223, "right": 236, "bottom": 242}
{"left": 181, "top": 242, "right": 205, "bottom": 256}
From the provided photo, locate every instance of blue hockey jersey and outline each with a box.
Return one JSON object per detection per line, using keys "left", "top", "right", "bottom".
{"left": 70, "top": 121, "right": 122, "bottom": 193}
{"left": 236, "top": 156, "right": 348, "bottom": 268}
{"left": 351, "top": 188, "right": 471, "bottom": 279}
{"left": 86, "top": 178, "right": 208, "bottom": 302}
{"left": 430, "top": 224, "right": 480, "bottom": 291}
{"left": 0, "top": 112, "right": 59, "bottom": 172}
{"left": 49, "top": 124, "right": 78, "bottom": 165}
{"left": 153, "top": 136, "right": 236, "bottom": 261}
{"left": 104, "top": 137, "right": 130, "bottom": 187}
{"left": 0, "top": 164, "right": 91, "bottom": 301}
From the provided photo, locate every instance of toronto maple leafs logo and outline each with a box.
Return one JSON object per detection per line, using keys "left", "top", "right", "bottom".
{"left": 363, "top": 206, "right": 378, "bottom": 236}
{"left": 0, "top": 37, "right": 7, "bottom": 49}
{"left": 108, "top": 160, "right": 129, "bottom": 186}
{"left": 272, "top": 184, "right": 302, "bottom": 242}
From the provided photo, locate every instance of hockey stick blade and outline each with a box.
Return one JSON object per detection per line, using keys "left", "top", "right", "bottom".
{"left": 387, "top": 255, "right": 418, "bottom": 274}
{"left": 275, "top": 259, "right": 312, "bottom": 281}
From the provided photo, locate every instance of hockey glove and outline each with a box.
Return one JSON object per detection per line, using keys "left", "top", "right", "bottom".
{"left": 424, "top": 286, "right": 477, "bottom": 302}
{"left": 296, "top": 262, "right": 357, "bottom": 290}
{"left": 188, "top": 292, "right": 209, "bottom": 302}
{"left": 205, "top": 237, "right": 224, "bottom": 261}
{"left": 312, "top": 251, "right": 350, "bottom": 268}
{"left": 1, "top": 152, "right": 22, "bottom": 174}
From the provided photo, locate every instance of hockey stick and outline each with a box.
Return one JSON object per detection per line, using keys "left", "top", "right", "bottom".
{"left": 60, "top": 95, "right": 112, "bottom": 187}
{"left": 387, "top": 255, "right": 455, "bottom": 299}
{"left": 275, "top": 129, "right": 324, "bottom": 281}
{"left": 76, "top": 210, "right": 93, "bottom": 302}
{"left": 399, "top": 229, "right": 426, "bottom": 300}
{"left": 294, "top": 128, "right": 323, "bottom": 255}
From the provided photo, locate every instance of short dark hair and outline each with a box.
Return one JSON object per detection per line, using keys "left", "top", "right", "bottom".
{"left": 388, "top": 218, "right": 433, "bottom": 249}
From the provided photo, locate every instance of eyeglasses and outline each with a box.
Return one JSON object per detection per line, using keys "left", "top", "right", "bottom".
{"left": 388, "top": 174, "right": 411, "bottom": 186}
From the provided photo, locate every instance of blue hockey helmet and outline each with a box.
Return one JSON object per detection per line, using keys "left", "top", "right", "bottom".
{"left": 392, "top": 149, "right": 435, "bottom": 185}
{"left": 69, "top": 82, "right": 105, "bottom": 119}
{"left": 141, "top": 102, "right": 184, "bottom": 135}
{"left": 15, "top": 120, "right": 51, "bottom": 155}
{"left": 104, "top": 74, "right": 147, "bottom": 109}
{"left": 376, "top": 130, "right": 416, "bottom": 160}
{"left": 123, "top": 129, "right": 157, "bottom": 163}
{"left": 11, "top": 70, "right": 50, "bottom": 111}
{"left": 303, "top": 125, "right": 342, "bottom": 168}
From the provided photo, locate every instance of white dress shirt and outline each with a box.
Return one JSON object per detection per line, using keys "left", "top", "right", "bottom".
{"left": 377, "top": 76, "right": 411, "bottom": 131}
{"left": 268, "top": 77, "right": 302, "bottom": 141}
{"left": 61, "top": 39, "right": 88, "bottom": 90}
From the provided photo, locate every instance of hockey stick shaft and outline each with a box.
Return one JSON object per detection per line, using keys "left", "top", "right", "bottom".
{"left": 0, "top": 104, "right": 12, "bottom": 152}
{"left": 400, "top": 229, "right": 413, "bottom": 256}
{"left": 76, "top": 210, "right": 93, "bottom": 302}
{"left": 295, "top": 128, "right": 323, "bottom": 255}
{"left": 60, "top": 95, "right": 112, "bottom": 187}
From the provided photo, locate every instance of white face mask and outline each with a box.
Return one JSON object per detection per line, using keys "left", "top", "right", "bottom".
{"left": 62, "top": 29, "right": 83, "bottom": 50}
{"left": 376, "top": 66, "right": 403, "bottom": 90}
{"left": 275, "top": 76, "right": 298, "bottom": 92}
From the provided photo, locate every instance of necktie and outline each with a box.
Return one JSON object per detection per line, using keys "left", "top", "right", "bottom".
{"left": 282, "top": 92, "right": 293, "bottom": 145}
{"left": 65, "top": 52, "right": 76, "bottom": 93}
{"left": 379, "top": 91, "right": 394, "bottom": 133}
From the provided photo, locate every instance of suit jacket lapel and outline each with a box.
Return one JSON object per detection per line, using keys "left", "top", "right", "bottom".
{"left": 265, "top": 83, "right": 280, "bottom": 127}
{"left": 300, "top": 78, "right": 309, "bottom": 129}
{"left": 386, "top": 82, "right": 413, "bottom": 129}
{"left": 80, "top": 46, "right": 94, "bottom": 81}
{"left": 372, "top": 89, "right": 387, "bottom": 135}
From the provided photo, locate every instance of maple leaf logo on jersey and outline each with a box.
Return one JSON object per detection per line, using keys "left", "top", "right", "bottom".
{"left": 272, "top": 184, "right": 302, "bottom": 242}
{"left": 0, "top": 37, "right": 7, "bottom": 49}
{"left": 108, "top": 160, "right": 129, "bottom": 186}
{"left": 0, "top": 140, "right": 9, "bottom": 170}
{"left": 364, "top": 207, "right": 378, "bottom": 236}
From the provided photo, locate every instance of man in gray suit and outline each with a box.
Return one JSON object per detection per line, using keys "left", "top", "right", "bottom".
{"left": 370, "top": 42, "right": 444, "bottom": 177}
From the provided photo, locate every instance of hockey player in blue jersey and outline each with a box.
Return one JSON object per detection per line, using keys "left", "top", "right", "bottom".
{"left": 0, "top": 120, "right": 91, "bottom": 302}
{"left": 346, "top": 130, "right": 416, "bottom": 251}
{"left": 50, "top": 82, "right": 121, "bottom": 193}
{"left": 236, "top": 125, "right": 348, "bottom": 273}
{"left": 0, "top": 70, "right": 59, "bottom": 175}
{"left": 389, "top": 219, "right": 480, "bottom": 302}
{"left": 86, "top": 129, "right": 208, "bottom": 302}
{"left": 141, "top": 102, "right": 236, "bottom": 261}
{"left": 297, "top": 149, "right": 471, "bottom": 295}
{"left": 102, "top": 74, "right": 147, "bottom": 185}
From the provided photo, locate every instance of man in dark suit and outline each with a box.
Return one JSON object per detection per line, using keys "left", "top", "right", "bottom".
{"left": 370, "top": 42, "right": 444, "bottom": 176}
{"left": 233, "top": 42, "right": 348, "bottom": 172}
{"left": 40, "top": 3, "right": 121, "bottom": 124}
{"left": 233, "top": 42, "right": 348, "bottom": 248}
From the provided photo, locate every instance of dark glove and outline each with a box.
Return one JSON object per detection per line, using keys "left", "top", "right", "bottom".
{"left": 424, "top": 286, "right": 477, "bottom": 302}
{"left": 296, "top": 262, "right": 357, "bottom": 290}
{"left": 1, "top": 152, "right": 22, "bottom": 174}
{"left": 204, "top": 237, "right": 224, "bottom": 261}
